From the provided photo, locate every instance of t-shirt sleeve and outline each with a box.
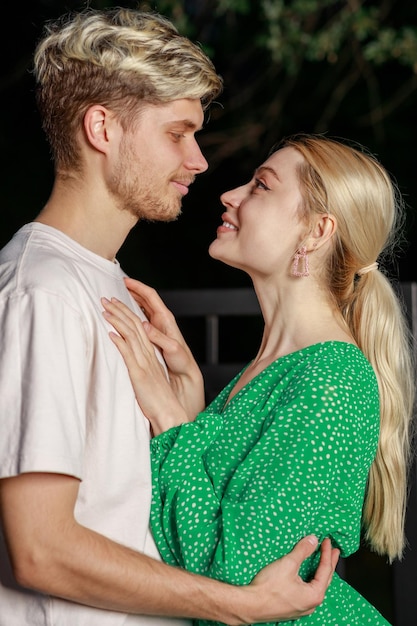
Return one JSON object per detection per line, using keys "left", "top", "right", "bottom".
{"left": 0, "top": 290, "right": 90, "bottom": 478}
{"left": 150, "top": 356, "right": 379, "bottom": 586}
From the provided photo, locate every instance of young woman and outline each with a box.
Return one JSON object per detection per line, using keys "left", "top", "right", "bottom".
{"left": 102, "top": 134, "right": 415, "bottom": 624}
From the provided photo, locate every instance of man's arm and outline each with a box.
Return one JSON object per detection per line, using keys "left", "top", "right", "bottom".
{"left": 0, "top": 472, "right": 337, "bottom": 624}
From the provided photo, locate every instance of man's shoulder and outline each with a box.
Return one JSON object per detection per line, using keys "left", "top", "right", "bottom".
{"left": 0, "top": 223, "right": 122, "bottom": 299}
{"left": 0, "top": 224, "right": 81, "bottom": 296}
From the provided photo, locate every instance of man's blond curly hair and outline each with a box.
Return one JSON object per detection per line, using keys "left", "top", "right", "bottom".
{"left": 34, "top": 8, "right": 223, "bottom": 170}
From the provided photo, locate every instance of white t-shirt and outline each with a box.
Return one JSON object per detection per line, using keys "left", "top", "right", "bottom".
{"left": 0, "top": 223, "right": 189, "bottom": 626}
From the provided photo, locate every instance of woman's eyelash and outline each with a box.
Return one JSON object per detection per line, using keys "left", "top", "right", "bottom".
{"left": 254, "top": 178, "right": 270, "bottom": 191}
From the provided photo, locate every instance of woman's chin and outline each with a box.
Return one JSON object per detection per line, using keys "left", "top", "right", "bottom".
{"left": 208, "top": 239, "right": 220, "bottom": 259}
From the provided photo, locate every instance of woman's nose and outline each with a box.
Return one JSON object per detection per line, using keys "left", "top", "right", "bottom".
{"left": 220, "top": 185, "right": 245, "bottom": 209}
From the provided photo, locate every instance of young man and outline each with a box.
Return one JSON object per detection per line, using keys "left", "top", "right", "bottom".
{"left": 0, "top": 8, "right": 338, "bottom": 625}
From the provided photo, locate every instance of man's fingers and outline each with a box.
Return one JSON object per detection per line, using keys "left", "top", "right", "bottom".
{"left": 330, "top": 545, "right": 340, "bottom": 584}
{"left": 286, "top": 535, "right": 319, "bottom": 570}
{"left": 288, "top": 537, "right": 336, "bottom": 591}
{"left": 309, "top": 538, "right": 339, "bottom": 594}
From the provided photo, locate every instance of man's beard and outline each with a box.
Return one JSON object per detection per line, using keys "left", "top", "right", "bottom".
{"left": 120, "top": 185, "right": 182, "bottom": 223}
{"left": 108, "top": 141, "right": 183, "bottom": 222}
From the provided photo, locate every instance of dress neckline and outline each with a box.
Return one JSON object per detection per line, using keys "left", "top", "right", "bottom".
{"left": 221, "top": 340, "right": 362, "bottom": 410}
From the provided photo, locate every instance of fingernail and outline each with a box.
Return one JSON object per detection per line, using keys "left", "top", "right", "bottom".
{"left": 306, "top": 535, "right": 318, "bottom": 545}
{"left": 101, "top": 297, "right": 110, "bottom": 304}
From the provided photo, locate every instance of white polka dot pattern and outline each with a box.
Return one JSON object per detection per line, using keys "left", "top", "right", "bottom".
{"left": 151, "top": 342, "right": 391, "bottom": 625}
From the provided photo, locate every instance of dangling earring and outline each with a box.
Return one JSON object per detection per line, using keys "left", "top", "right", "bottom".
{"left": 292, "top": 246, "right": 309, "bottom": 277}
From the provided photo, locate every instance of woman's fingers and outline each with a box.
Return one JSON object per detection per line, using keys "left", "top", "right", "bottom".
{"left": 102, "top": 297, "right": 177, "bottom": 356}
{"left": 101, "top": 298, "right": 168, "bottom": 383}
{"left": 102, "top": 296, "right": 143, "bottom": 329}
{"left": 124, "top": 278, "right": 183, "bottom": 339}
{"left": 142, "top": 320, "right": 178, "bottom": 354}
{"left": 101, "top": 297, "right": 150, "bottom": 357}
{"left": 101, "top": 293, "right": 203, "bottom": 425}
{"left": 124, "top": 278, "right": 165, "bottom": 318}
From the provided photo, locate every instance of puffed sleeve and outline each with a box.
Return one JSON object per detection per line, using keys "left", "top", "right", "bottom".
{"left": 150, "top": 412, "right": 225, "bottom": 566}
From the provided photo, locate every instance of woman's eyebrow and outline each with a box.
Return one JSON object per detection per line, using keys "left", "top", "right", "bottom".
{"left": 254, "top": 165, "right": 281, "bottom": 181}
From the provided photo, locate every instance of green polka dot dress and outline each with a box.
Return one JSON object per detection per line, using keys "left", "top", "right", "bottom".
{"left": 150, "top": 341, "right": 391, "bottom": 625}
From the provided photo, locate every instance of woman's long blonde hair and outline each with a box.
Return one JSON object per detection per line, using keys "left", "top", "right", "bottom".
{"left": 281, "top": 134, "right": 415, "bottom": 561}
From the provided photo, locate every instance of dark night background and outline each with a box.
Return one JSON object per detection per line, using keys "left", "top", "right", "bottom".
{"left": 1, "top": 1, "right": 417, "bottom": 623}
{"left": 1, "top": 0, "right": 416, "bottom": 290}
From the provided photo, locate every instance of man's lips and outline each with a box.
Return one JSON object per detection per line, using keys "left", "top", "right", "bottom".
{"left": 171, "top": 177, "right": 195, "bottom": 196}
{"left": 171, "top": 181, "right": 190, "bottom": 196}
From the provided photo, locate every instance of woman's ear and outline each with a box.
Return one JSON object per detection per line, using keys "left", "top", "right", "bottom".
{"left": 307, "top": 213, "right": 337, "bottom": 251}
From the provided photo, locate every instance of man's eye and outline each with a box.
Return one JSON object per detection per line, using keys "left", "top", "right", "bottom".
{"left": 171, "top": 133, "right": 184, "bottom": 141}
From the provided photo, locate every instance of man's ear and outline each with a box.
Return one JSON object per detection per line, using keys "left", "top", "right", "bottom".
{"left": 307, "top": 213, "right": 337, "bottom": 251}
{"left": 83, "top": 105, "right": 117, "bottom": 155}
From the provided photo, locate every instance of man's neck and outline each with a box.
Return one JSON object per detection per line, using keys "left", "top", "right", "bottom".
{"left": 34, "top": 178, "right": 138, "bottom": 261}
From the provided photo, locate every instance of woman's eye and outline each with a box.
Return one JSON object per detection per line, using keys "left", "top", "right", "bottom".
{"left": 254, "top": 178, "right": 270, "bottom": 191}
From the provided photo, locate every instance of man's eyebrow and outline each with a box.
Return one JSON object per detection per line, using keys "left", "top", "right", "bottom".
{"left": 166, "top": 119, "right": 204, "bottom": 131}
{"left": 254, "top": 165, "right": 280, "bottom": 181}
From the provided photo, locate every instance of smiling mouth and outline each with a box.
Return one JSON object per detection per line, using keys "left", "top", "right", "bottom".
{"left": 222, "top": 221, "right": 238, "bottom": 230}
